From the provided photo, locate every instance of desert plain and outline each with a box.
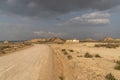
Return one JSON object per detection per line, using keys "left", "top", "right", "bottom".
{"left": 0, "top": 42, "right": 120, "bottom": 80}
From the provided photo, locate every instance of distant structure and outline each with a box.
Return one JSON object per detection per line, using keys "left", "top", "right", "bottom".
{"left": 66, "top": 38, "right": 79, "bottom": 43}
{"left": 3, "top": 40, "right": 9, "bottom": 44}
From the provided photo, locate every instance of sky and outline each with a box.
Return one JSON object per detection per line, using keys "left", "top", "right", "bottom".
{"left": 0, "top": 0, "right": 120, "bottom": 40}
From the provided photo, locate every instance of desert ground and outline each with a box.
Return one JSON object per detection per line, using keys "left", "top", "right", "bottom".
{"left": 0, "top": 42, "right": 120, "bottom": 80}
{"left": 50, "top": 42, "right": 120, "bottom": 80}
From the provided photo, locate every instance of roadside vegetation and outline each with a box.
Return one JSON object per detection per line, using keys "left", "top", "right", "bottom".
{"left": 114, "top": 60, "right": 120, "bottom": 70}
{"left": 0, "top": 42, "right": 32, "bottom": 56}
{"left": 61, "top": 49, "right": 73, "bottom": 60}
{"left": 105, "top": 73, "right": 117, "bottom": 80}
{"left": 94, "top": 44, "right": 119, "bottom": 48}
{"left": 84, "top": 52, "right": 93, "bottom": 58}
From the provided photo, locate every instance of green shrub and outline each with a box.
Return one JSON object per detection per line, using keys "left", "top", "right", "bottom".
{"left": 115, "top": 64, "right": 120, "bottom": 70}
{"left": 84, "top": 52, "right": 93, "bottom": 58}
{"left": 105, "top": 73, "right": 117, "bottom": 80}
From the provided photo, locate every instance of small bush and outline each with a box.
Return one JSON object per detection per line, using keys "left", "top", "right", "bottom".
{"left": 95, "top": 54, "right": 101, "bottom": 58}
{"left": 59, "top": 76, "right": 64, "bottom": 80}
{"left": 114, "top": 60, "right": 120, "bottom": 70}
{"left": 61, "top": 49, "right": 66, "bottom": 52}
{"left": 116, "top": 60, "right": 120, "bottom": 65}
{"left": 63, "top": 51, "right": 68, "bottom": 55}
{"left": 84, "top": 52, "right": 93, "bottom": 58}
{"left": 68, "top": 49, "right": 74, "bottom": 52}
{"left": 67, "top": 55, "right": 73, "bottom": 60}
{"left": 115, "top": 64, "right": 120, "bottom": 70}
{"left": 105, "top": 73, "right": 117, "bottom": 80}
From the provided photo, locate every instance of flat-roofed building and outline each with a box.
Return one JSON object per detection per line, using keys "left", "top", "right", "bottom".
{"left": 66, "top": 39, "right": 79, "bottom": 43}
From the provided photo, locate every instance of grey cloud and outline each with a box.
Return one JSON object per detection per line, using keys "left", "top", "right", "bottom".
{"left": 33, "top": 31, "right": 66, "bottom": 37}
{"left": 58, "top": 11, "right": 110, "bottom": 27}
{"left": 0, "top": 0, "right": 120, "bottom": 18}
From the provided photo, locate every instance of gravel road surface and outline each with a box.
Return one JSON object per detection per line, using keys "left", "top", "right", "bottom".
{"left": 0, "top": 44, "right": 55, "bottom": 80}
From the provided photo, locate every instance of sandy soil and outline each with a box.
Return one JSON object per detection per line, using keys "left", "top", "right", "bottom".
{"left": 0, "top": 43, "right": 120, "bottom": 80}
{"left": 0, "top": 44, "right": 56, "bottom": 80}
{"left": 50, "top": 43, "right": 120, "bottom": 80}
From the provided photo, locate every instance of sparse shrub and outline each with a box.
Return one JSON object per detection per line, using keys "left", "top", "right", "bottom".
{"left": 116, "top": 60, "right": 120, "bottom": 65}
{"left": 115, "top": 65, "right": 120, "bottom": 70}
{"left": 77, "top": 55, "right": 83, "bottom": 57}
{"left": 95, "top": 54, "right": 101, "bottom": 58}
{"left": 61, "top": 49, "right": 66, "bottom": 52}
{"left": 0, "top": 46, "right": 11, "bottom": 50}
{"left": 114, "top": 60, "right": 120, "bottom": 70}
{"left": 105, "top": 73, "right": 117, "bottom": 80}
{"left": 59, "top": 76, "right": 64, "bottom": 80}
{"left": 67, "top": 55, "right": 73, "bottom": 60}
{"left": 95, "top": 44, "right": 119, "bottom": 48}
{"left": 1, "top": 51, "right": 6, "bottom": 54}
{"left": 68, "top": 49, "right": 74, "bottom": 52}
{"left": 84, "top": 52, "right": 93, "bottom": 58}
{"left": 63, "top": 51, "right": 68, "bottom": 55}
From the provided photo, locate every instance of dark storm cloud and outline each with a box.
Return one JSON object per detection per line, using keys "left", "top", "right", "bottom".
{"left": 0, "top": 0, "right": 120, "bottom": 18}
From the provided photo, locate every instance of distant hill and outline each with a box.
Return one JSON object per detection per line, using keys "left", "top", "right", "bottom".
{"left": 47, "top": 37, "right": 65, "bottom": 43}
{"left": 26, "top": 37, "right": 65, "bottom": 43}
{"left": 83, "top": 38, "right": 96, "bottom": 42}
{"left": 100, "top": 37, "right": 120, "bottom": 42}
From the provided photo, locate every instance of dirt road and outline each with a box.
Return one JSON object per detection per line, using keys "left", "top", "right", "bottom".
{"left": 0, "top": 44, "right": 55, "bottom": 80}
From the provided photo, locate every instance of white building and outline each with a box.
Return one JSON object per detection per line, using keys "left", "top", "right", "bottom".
{"left": 66, "top": 39, "right": 79, "bottom": 43}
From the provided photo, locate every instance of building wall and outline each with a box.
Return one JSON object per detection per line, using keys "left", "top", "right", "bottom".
{"left": 66, "top": 40, "right": 79, "bottom": 43}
